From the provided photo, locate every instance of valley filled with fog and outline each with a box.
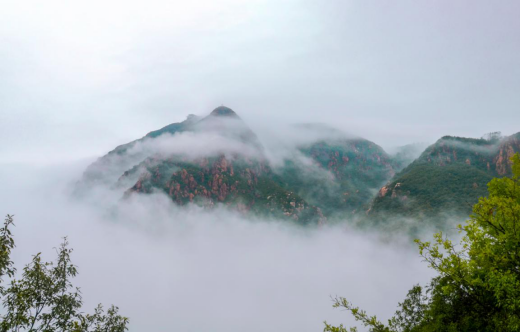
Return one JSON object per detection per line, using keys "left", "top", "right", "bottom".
{"left": 0, "top": 152, "right": 435, "bottom": 331}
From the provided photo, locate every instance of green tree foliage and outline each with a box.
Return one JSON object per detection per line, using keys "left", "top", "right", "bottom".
{"left": 325, "top": 154, "right": 520, "bottom": 331}
{"left": 0, "top": 215, "right": 129, "bottom": 331}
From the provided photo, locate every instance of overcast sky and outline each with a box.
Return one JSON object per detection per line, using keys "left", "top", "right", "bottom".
{"left": 0, "top": 0, "right": 519, "bottom": 163}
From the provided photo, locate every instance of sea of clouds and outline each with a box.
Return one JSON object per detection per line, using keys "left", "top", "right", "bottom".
{"left": 0, "top": 156, "right": 435, "bottom": 331}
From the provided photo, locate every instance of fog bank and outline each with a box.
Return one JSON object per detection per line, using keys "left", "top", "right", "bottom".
{"left": 0, "top": 160, "right": 433, "bottom": 331}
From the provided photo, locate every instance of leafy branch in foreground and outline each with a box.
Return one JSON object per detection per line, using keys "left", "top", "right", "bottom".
{"left": 325, "top": 154, "right": 520, "bottom": 332}
{"left": 0, "top": 215, "right": 15, "bottom": 290}
{"left": 0, "top": 215, "right": 129, "bottom": 331}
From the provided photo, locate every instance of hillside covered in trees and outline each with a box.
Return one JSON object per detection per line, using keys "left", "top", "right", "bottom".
{"left": 368, "top": 133, "right": 520, "bottom": 223}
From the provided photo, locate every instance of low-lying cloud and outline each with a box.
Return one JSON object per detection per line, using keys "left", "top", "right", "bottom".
{"left": 0, "top": 158, "right": 435, "bottom": 332}
{"left": 130, "top": 131, "right": 262, "bottom": 160}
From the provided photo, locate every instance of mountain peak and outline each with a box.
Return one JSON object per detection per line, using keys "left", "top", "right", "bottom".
{"left": 210, "top": 106, "right": 238, "bottom": 118}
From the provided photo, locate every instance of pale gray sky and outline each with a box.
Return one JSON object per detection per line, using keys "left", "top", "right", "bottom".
{"left": 0, "top": 0, "right": 519, "bottom": 163}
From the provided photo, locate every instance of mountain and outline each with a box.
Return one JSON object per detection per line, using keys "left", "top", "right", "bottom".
{"left": 81, "top": 106, "right": 261, "bottom": 186}
{"left": 79, "top": 106, "right": 399, "bottom": 224}
{"left": 80, "top": 106, "right": 326, "bottom": 224}
{"left": 120, "top": 154, "right": 324, "bottom": 223}
{"left": 79, "top": 105, "right": 517, "bottom": 228}
{"left": 368, "top": 132, "right": 520, "bottom": 220}
{"left": 273, "top": 124, "right": 396, "bottom": 216}
{"left": 81, "top": 114, "right": 200, "bottom": 187}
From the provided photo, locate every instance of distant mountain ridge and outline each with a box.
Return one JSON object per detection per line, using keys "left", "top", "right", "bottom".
{"left": 78, "top": 106, "right": 519, "bottom": 228}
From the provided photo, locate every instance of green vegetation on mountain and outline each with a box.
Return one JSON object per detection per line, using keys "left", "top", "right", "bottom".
{"left": 0, "top": 215, "right": 128, "bottom": 331}
{"left": 80, "top": 105, "right": 519, "bottom": 227}
{"left": 369, "top": 133, "right": 520, "bottom": 220}
{"left": 80, "top": 106, "right": 401, "bottom": 224}
{"left": 276, "top": 138, "right": 395, "bottom": 216}
{"left": 325, "top": 154, "right": 520, "bottom": 331}
{"left": 122, "top": 155, "right": 324, "bottom": 224}
{"left": 80, "top": 115, "right": 198, "bottom": 187}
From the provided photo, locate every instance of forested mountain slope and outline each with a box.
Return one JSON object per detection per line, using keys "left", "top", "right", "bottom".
{"left": 368, "top": 132, "right": 520, "bottom": 219}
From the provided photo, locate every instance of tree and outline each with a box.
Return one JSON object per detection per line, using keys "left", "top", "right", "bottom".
{"left": 481, "top": 132, "right": 502, "bottom": 142}
{"left": 0, "top": 215, "right": 129, "bottom": 331}
{"left": 325, "top": 154, "right": 520, "bottom": 332}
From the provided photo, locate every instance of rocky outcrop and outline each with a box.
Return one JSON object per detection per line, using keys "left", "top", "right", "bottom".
{"left": 494, "top": 135, "right": 519, "bottom": 175}
{"left": 378, "top": 186, "right": 389, "bottom": 198}
{"left": 122, "top": 153, "right": 323, "bottom": 224}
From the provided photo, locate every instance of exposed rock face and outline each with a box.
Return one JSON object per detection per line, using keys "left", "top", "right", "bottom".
{"left": 121, "top": 154, "right": 323, "bottom": 223}
{"left": 378, "top": 186, "right": 389, "bottom": 197}
{"left": 390, "top": 183, "right": 401, "bottom": 198}
{"left": 369, "top": 132, "right": 520, "bottom": 219}
{"left": 494, "top": 135, "right": 519, "bottom": 175}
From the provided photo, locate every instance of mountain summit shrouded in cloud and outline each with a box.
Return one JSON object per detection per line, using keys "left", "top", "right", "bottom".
{"left": 78, "top": 106, "right": 519, "bottom": 228}
{"left": 79, "top": 105, "right": 397, "bottom": 224}
{"left": 80, "top": 106, "right": 326, "bottom": 224}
